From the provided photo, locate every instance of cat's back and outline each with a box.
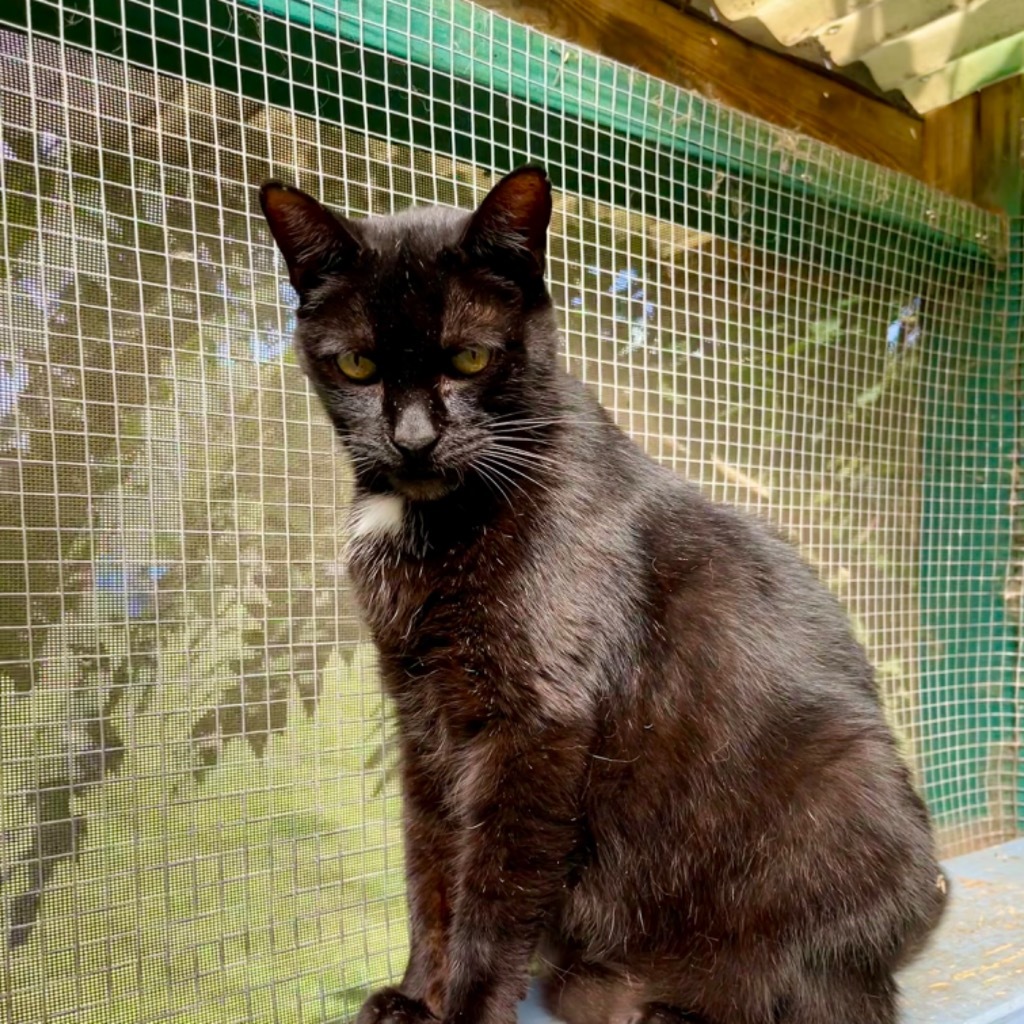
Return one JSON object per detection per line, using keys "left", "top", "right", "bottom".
{"left": 642, "top": 468, "right": 873, "bottom": 685}
{"left": 557, "top": 410, "right": 875, "bottom": 701}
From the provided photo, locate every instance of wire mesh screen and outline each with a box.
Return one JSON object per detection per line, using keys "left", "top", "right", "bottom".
{"left": 0, "top": 0, "right": 1019, "bottom": 1021}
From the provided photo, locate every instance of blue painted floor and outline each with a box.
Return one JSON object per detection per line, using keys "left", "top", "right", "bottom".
{"left": 901, "top": 838, "right": 1024, "bottom": 1024}
{"left": 517, "top": 838, "right": 1024, "bottom": 1024}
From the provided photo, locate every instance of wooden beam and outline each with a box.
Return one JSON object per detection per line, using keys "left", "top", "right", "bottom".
{"left": 473, "top": 0, "right": 924, "bottom": 182}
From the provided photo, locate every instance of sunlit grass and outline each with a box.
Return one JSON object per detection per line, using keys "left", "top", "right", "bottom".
{"left": 3, "top": 645, "right": 408, "bottom": 1024}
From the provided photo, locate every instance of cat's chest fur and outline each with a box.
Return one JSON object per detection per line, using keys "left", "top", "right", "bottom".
{"left": 345, "top": 492, "right": 536, "bottom": 731}
{"left": 346, "top": 494, "right": 502, "bottom": 632}
{"left": 344, "top": 485, "right": 644, "bottom": 763}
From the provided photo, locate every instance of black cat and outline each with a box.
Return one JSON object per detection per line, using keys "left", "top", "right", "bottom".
{"left": 260, "top": 166, "right": 946, "bottom": 1024}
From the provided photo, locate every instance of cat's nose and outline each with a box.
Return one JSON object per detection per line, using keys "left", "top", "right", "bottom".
{"left": 393, "top": 402, "right": 439, "bottom": 456}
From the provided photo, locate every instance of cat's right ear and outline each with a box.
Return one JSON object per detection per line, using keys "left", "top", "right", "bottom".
{"left": 461, "top": 165, "right": 551, "bottom": 282}
{"left": 259, "top": 183, "right": 361, "bottom": 297}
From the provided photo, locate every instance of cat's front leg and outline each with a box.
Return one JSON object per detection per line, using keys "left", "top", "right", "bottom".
{"left": 442, "top": 722, "right": 588, "bottom": 1024}
{"left": 358, "top": 748, "right": 454, "bottom": 1024}
{"left": 399, "top": 761, "right": 455, "bottom": 1015}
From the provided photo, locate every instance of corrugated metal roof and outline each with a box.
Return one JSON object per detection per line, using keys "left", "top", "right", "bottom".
{"left": 696, "top": 0, "right": 1024, "bottom": 113}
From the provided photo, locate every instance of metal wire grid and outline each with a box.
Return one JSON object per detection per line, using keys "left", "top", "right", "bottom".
{"left": 0, "top": 0, "right": 1017, "bottom": 1021}
{"left": 1008, "top": 223, "right": 1024, "bottom": 850}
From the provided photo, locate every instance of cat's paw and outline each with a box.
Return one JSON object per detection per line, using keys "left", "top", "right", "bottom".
{"left": 356, "top": 987, "right": 438, "bottom": 1024}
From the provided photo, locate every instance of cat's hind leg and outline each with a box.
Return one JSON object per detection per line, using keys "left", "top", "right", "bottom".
{"left": 539, "top": 969, "right": 710, "bottom": 1024}
{"left": 775, "top": 967, "right": 898, "bottom": 1024}
{"left": 538, "top": 961, "right": 632, "bottom": 1024}
{"left": 626, "top": 970, "right": 896, "bottom": 1024}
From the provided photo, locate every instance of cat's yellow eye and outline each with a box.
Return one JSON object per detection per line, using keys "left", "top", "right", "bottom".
{"left": 336, "top": 351, "right": 378, "bottom": 382}
{"left": 450, "top": 346, "right": 491, "bottom": 376}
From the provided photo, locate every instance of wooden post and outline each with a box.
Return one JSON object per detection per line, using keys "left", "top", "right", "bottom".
{"left": 923, "top": 75, "right": 1022, "bottom": 214}
{"left": 974, "top": 75, "right": 1023, "bottom": 216}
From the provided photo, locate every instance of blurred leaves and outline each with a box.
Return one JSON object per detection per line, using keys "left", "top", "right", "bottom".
{"left": 0, "top": 114, "right": 361, "bottom": 951}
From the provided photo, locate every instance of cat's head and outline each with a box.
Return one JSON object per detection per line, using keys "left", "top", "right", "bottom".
{"left": 260, "top": 166, "right": 562, "bottom": 502}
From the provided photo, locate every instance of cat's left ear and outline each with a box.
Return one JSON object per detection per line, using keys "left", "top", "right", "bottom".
{"left": 259, "top": 182, "right": 361, "bottom": 297}
{"left": 461, "top": 165, "right": 552, "bottom": 280}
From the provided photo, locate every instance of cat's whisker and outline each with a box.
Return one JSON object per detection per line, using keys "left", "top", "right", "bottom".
{"left": 477, "top": 454, "right": 552, "bottom": 500}
{"left": 485, "top": 430, "right": 565, "bottom": 450}
{"left": 481, "top": 463, "right": 531, "bottom": 502}
{"left": 487, "top": 420, "right": 562, "bottom": 432}
{"left": 486, "top": 432, "right": 564, "bottom": 449}
{"left": 487, "top": 423, "right": 572, "bottom": 438}
{"left": 489, "top": 464, "right": 544, "bottom": 494}
{"left": 488, "top": 409, "right": 603, "bottom": 424}
{"left": 480, "top": 440, "right": 560, "bottom": 461}
{"left": 473, "top": 460, "right": 516, "bottom": 510}
{"left": 484, "top": 451, "right": 560, "bottom": 479}
{"left": 488, "top": 412, "right": 599, "bottom": 426}
{"left": 487, "top": 411, "right": 566, "bottom": 426}
{"left": 344, "top": 454, "right": 380, "bottom": 476}
{"left": 487, "top": 460, "right": 554, "bottom": 487}
{"left": 477, "top": 450, "right": 531, "bottom": 485}
{"left": 486, "top": 444, "right": 561, "bottom": 468}
{"left": 475, "top": 454, "right": 537, "bottom": 502}
{"left": 488, "top": 417, "right": 602, "bottom": 434}
{"left": 441, "top": 435, "right": 560, "bottom": 469}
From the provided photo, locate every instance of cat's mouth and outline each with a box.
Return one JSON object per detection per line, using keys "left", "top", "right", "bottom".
{"left": 388, "top": 472, "right": 455, "bottom": 502}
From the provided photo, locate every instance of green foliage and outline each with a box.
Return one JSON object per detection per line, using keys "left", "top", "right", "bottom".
{"left": 0, "top": 108, "right": 380, "bottom": 1001}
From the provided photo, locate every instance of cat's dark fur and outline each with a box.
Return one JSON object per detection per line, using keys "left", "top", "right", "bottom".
{"left": 260, "top": 167, "right": 947, "bottom": 1024}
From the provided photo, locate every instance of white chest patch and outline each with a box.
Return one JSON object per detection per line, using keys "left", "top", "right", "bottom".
{"left": 349, "top": 493, "right": 406, "bottom": 542}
